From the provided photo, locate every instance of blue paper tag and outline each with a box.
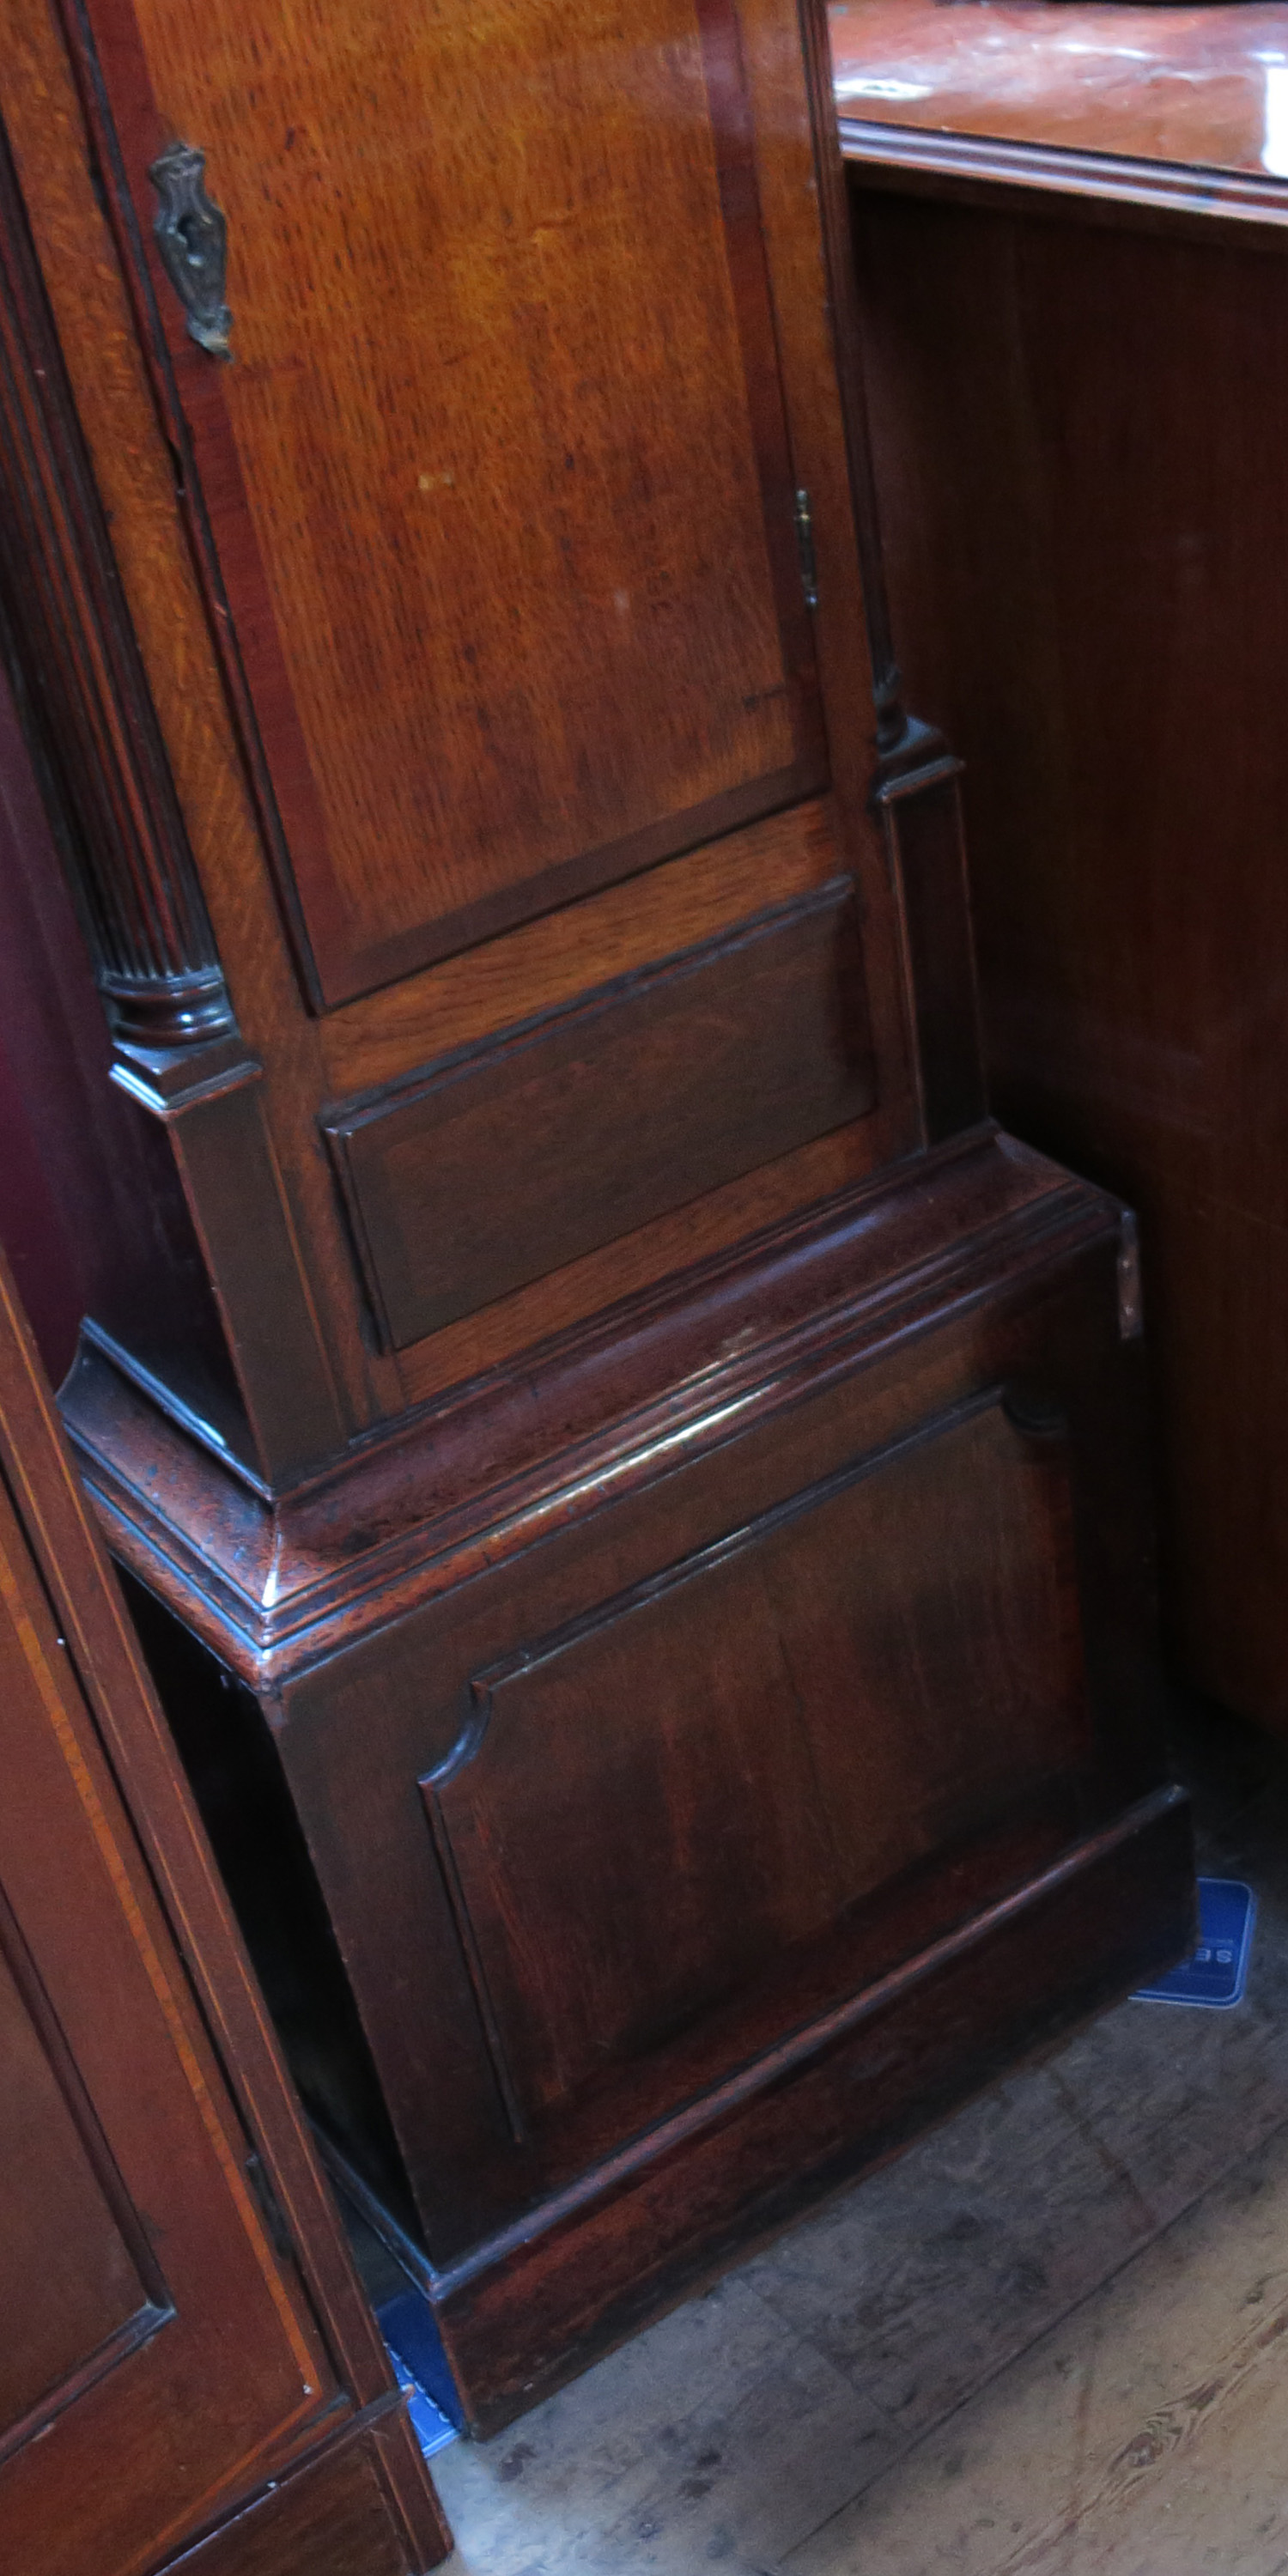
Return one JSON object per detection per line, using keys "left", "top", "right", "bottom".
{"left": 1131, "top": 1876, "right": 1255, "bottom": 2010}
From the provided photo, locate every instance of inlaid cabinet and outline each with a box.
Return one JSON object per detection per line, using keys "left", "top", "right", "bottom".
{"left": 0, "top": 0, "right": 1192, "bottom": 2432}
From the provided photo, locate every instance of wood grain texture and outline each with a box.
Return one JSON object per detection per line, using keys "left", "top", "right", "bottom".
{"left": 0, "top": 1285, "right": 325, "bottom": 2575}
{"left": 62, "top": 1130, "right": 1097, "bottom": 1680}
{"left": 0, "top": 645, "right": 340, "bottom": 1488}
{"left": 0, "top": 107, "right": 234, "bottom": 1054}
{"left": 326, "top": 881, "right": 874, "bottom": 1346}
{"left": 848, "top": 177, "right": 1288, "bottom": 1730}
{"left": 879, "top": 756, "right": 987, "bottom": 1143}
{"left": 63, "top": 1126, "right": 1189, "bottom": 2429}
{"left": 267, "top": 1193, "right": 1166, "bottom": 2270}
{"left": 390, "top": 1119, "right": 887, "bottom": 1410}
{"left": 427, "top": 1707, "right": 1288, "bottom": 2567}
{"left": 0, "top": 0, "right": 933, "bottom": 1455}
{"left": 0, "top": 655, "right": 244, "bottom": 1420}
{"left": 71, "top": 0, "right": 827, "bottom": 1003}
{"left": 426, "top": 1396, "right": 1088, "bottom": 2131}
{"left": 741, "top": 0, "right": 920, "bottom": 1133}
{"left": 0, "top": 0, "right": 1190, "bottom": 2473}
{"left": 166, "top": 2416, "right": 450, "bottom": 2576}
{"left": 0, "top": 0, "right": 397, "bottom": 1438}
{"left": 428, "top": 1789, "right": 1193, "bottom": 2434}
{"left": 0, "top": 1248, "right": 451, "bottom": 2571}
{"left": 320, "top": 793, "right": 844, "bottom": 1099}
{"left": 0, "top": 1904, "right": 155, "bottom": 2441}
{"left": 830, "top": 0, "right": 1288, "bottom": 185}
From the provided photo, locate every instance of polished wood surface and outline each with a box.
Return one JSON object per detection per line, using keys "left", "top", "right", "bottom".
{"left": 830, "top": 0, "right": 1288, "bottom": 173}
{"left": 0, "top": 0, "right": 1193, "bottom": 2444}
{"left": 846, "top": 156, "right": 1288, "bottom": 1729}
{"left": 64, "top": 1126, "right": 1194, "bottom": 2427}
{"left": 320, "top": 793, "right": 843, "bottom": 1098}
{"left": 391, "top": 1121, "right": 895, "bottom": 1407}
{"left": 424, "top": 1397, "right": 1088, "bottom": 2127}
{"left": 325, "top": 878, "right": 873, "bottom": 1347}
{"left": 0, "top": 1245, "right": 450, "bottom": 2572}
{"left": 0, "top": 0, "right": 932, "bottom": 1458}
{"left": 76, "top": 0, "right": 826, "bottom": 1002}
{"left": 62, "top": 1129, "right": 1090, "bottom": 1677}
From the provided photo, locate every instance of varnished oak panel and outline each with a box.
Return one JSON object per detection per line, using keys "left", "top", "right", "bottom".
{"left": 62, "top": 1126, "right": 1192, "bottom": 2427}
{"left": 426, "top": 1398, "right": 1087, "bottom": 2131}
{"left": 847, "top": 179, "right": 1288, "bottom": 1728}
{"left": 73, "top": 0, "right": 827, "bottom": 1003}
{"left": 0, "top": 1383, "right": 327, "bottom": 2574}
{"left": 435, "top": 1787, "right": 1192, "bottom": 2433}
{"left": 392, "top": 1121, "right": 884, "bottom": 1410}
{"left": 830, "top": 0, "right": 1288, "bottom": 174}
{"left": 0, "top": 1918, "right": 154, "bottom": 2443}
{"left": 0, "top": 0, "right": 931, "bottom": 1465}
{"left": 326, "top": 880, "right": 874, "bottom": 1346}
{"left": 320, "top": 792, "right": 844, "bottom": 1100}
{"left": 167, "top": 2418, "right": 447, "bottom": 2576}
{"left": 0, "top": 1251, "right": 451, "bottom": 2568}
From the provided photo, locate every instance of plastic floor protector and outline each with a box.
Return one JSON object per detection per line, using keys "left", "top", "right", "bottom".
{"left": 1132, "top": 1876, "right": 1256, "bottom": 2010}
{"left": 379, "top": 2288, "right": 462, "bottom": 2457}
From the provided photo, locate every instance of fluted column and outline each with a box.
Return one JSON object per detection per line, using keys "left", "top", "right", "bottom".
{"left": 64, "top": 795, "right": 236, "bottom": 1050}
{"left": 0, "top": 108, "right": 237, "bottom": 1059}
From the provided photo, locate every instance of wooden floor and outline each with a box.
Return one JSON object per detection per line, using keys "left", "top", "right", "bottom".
{"left": 433, "top": 1705, "right": 1288, "bottom": 2573}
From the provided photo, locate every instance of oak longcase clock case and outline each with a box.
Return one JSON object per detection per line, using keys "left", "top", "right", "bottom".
{"left": 0, "top": 0, "right": 1191, "bottom": 2433}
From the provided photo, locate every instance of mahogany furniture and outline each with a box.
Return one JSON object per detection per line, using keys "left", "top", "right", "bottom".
{"left": 834, "top": 1, "right": 1288, "bottom": 1735}
{"left": 0, "top": 0, "right": 1192, "bottom": 2434}
{"left": 0, "top": 1243, "right": 451, "bottom": 2573}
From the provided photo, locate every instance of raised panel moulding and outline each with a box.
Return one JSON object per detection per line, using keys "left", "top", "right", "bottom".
{"left": 422, "top": 1393, "right": 1089, "bottom": 2136}
{"left": 323, "top": 879, "right": 877, "bottom": 1348}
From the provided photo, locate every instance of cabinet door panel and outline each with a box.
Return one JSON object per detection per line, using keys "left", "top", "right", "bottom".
{"left": 0, "top": 1464, "right": 332, "bottom": 2576}
{"left": 0, "top": 1917, "right": 158, "bottom": 2445}
{"left": 80, "top": 0, "right": 827, "bottom": 1002}
{"left": 325, "top": 879, "right": 874, "bottom": 1346}
{"left": 422, "top": 1399, "right": 1091, "bottom": 2138}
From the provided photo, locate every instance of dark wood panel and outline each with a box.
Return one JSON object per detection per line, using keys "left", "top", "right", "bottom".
{"left": 230, "top": 1144, "right": 1163, "bottom": 2243}
{"left": 435, "top": 1785, "right": 1193, "bottom": 2433}
{"left": 426, "top": 1397, "right": 1088, "bottom": 2130}
{"left": 69, "top": 0, "right": 828, "bottom": 1003}
{"left": 0, "top": 1249, "right": 452, "bottom": 2570}
{"left": 878, "top": 757, "right": 987, "bottom": 1143}
{"left": 166, "top": 2417, "right": 440, "bottom": 2576}
{"left": 848, "top": 179, "right": 1288, "bottom": 1728}
{"left": 430, "top": 1391, "right": 1087, "bottom": 2133}
{"left": 320, "top": 793, "right": 846, "bottom": 1101}
{"left": 325, "top": 880, "right": 875, "bottom": 1347}
{"left": 0, "top": 1916, "right": 153, "bottom": 2445}
{"left": 391, "top": 1127, "right": 888, "bottom": 1411}
{"left": 0, "top": 1406, "right": 327, "bottom": 2573}
{"left": 65, "top": 1118, "right": 1189, "bottom": 2427}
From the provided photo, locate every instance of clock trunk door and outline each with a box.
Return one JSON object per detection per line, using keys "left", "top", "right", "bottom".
{"left": 76, "top": 0, "right": 829, "bottom": 1005}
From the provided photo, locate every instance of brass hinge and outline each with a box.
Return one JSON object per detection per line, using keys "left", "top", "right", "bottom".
{"left": 794, "top": 487, "right": 818, "bottom": 610}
